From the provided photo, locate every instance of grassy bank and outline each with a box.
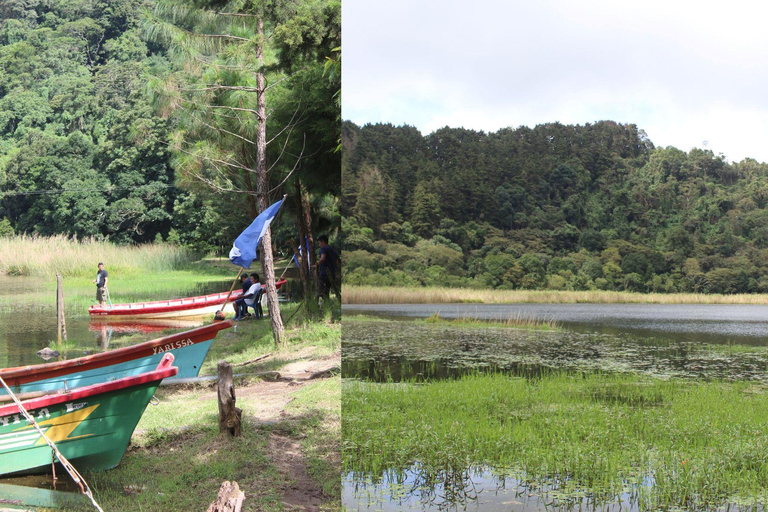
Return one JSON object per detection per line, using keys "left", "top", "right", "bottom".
{"left": 344, "top": 311, "right": 560, "bottom": 331}
{"left": 0, "top": 235, "right": 202, "bottom": 277}
{"left": 86, "top": 308, "right": 341, "bottom": 511}
{"left": 344, "top": 285, "right": 768, "bottom": 304}
{"left": 343, "top": 372, "right": 768, "bottom": 510}
{"left": 0, "top": 270, "right": 235, "bottom": 316}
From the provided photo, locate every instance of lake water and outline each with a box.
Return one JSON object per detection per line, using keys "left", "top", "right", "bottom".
{"left": 0, "top": 276, "right": 230, "bottom": 368}
{"left": 343, "top": 302, "right": 768, "bottom": 511}
{"left": 0, "top": 275, "right": 230, "bottom": 498}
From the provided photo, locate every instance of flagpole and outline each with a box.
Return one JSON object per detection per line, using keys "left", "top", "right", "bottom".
{"left": 278, "top": 259, "right": 292, "bottom": 281}
{"left": 216, "top": 267, "right": 244, "bottom": 320}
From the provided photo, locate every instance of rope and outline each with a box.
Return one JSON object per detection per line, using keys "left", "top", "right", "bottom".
{"left": 0, "top": 376, "right": 104, "bottom": 512}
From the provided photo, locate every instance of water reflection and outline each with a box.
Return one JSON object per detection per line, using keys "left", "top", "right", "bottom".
{"left": 0, "top": 277, "right": 228, "bottom": 368}
{"left": 344, "top": 467, "right": 648, "bottom": 512}
{"left": 344, "top": 303, "right": 768, "bottom": 345}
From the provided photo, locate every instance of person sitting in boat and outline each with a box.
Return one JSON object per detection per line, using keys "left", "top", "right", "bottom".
{"left": 234, "top": 273, "right": 262, "bottom": 320}
{"left": 92, "top": 262, "right": 108, "bottom": 306}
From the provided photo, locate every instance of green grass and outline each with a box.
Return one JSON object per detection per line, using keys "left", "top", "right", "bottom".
{"left": 420, "top": 311, "right": 560, "bottom": 331}
{"left": 287, "top": 377, "right": 341, "bottom": 499}
{"left": 0, "top": 268, "right": 234, "bottom": 316}
{"left": 343, "top": 311, "right": 560, "bottom": 331}
{"left": 78, "top": 315, "right": 340, "bottom": 511}
{"left": 343, "top": 372, "right": 768, "bottom": 510}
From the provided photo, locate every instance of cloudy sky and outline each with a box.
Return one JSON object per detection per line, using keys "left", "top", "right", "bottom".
{"left": 343, "top": 0, "right": 768, "bottom": 163}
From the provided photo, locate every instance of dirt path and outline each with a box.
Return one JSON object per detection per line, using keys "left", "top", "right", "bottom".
{"left": 238, "top": 350, "right": 340, "bottom": 511}
{"left": 236, "top": 351, "right": 340, "bottom": 422}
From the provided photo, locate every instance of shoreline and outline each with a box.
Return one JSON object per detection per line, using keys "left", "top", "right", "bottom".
{"left": 343, "top": 285, "right": 768, "bottom": 305}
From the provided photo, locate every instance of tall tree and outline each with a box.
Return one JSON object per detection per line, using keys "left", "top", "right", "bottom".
{"left": 144, "top": 0, "right": 339, "bottom": 344}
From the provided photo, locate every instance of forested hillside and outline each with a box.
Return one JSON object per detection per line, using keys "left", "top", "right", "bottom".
{"left": 0, "top": 0, "right": 340, "bottom": 252}
{"left": 342, "top": 120, "right": 768, "bottom": 293}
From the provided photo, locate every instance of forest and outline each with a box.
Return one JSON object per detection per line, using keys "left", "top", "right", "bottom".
{"left": 342, "top": 120, "right": 768, "bottom": 294}
{"left": 0, "top": 0, "right": 340, "bottom": 253}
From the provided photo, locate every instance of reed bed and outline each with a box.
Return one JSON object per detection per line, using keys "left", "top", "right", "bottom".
{"left": 0, "top": 235, "right": 199, "bottom": 277}
{"left": 422, "top": 311, "right": 559, "bottom": 330}
{"left": 344, "top": 373, "right": 768, "bottom": 509}
{"left": 344, "top": 285, "right": 768, "bottom": 305}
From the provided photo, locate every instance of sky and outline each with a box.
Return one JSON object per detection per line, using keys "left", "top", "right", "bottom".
{"left": 343, "top": 0, "right": 768, "bottom": 163}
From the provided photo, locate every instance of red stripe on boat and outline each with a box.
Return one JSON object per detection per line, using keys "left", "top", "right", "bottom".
{"left": 87, "top": 279, "right": 286, "bottom": 316}
{"left": 0, "top": 321, "right": 232, "bottom": 386}
{"left": 0, "top": 354, "right": 178, "bottom": 416}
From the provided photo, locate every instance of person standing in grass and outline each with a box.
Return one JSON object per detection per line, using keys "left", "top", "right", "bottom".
{"left": 93, "top": 262, "right": 109, "bottom": 306}
{"left": 316, "top": 235, "right": 340, "bottom": 298}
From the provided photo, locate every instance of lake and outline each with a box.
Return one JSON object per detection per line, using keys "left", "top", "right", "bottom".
{"left": 0, "top": 275, "right": 230, "bottom": 368}
{"left": 0, "top": 274, "right": 231, "bottom": 498}
{"left": 342, "top": 302, "right": 768, "bottom": 511}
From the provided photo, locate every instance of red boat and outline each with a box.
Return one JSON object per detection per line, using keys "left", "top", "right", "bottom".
{"left": 88, "top": 279, "right": 287, "bottom": 319}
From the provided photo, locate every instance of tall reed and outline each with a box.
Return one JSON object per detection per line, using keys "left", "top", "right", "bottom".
{"left": 344, "top": 285, "right": 768, "bottom": 305}
{"left": 0, "top": 235, "right": 199, "bottom": 277}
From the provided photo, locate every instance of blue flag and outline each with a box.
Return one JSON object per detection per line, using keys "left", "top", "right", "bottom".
{"left": 229, "top": 198, "right": 285, "bottom": 268}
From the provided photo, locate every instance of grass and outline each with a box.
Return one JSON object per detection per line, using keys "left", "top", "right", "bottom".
{"left": 0, "top": 268, "right": 235, "bottom": 316}
{"left": 80, "top": 311, "right": 340, "bottom": 511}
{"left": 0, "top": 255, "right": 340, "bottom": 511}
{"left": 0, "top": 235, "right": 202, "bottom": 277}
{"left": 343, "top": 372, "right": 768, "bottom": 510}
{"left": 420, "top": 311, "right": 560, "bottom": 330}
{"left": 344, "top": 285, "right": 768, "bottom": 305}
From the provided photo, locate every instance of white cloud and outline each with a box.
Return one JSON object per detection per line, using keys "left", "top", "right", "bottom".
{"left": 344, "top": 0, "right": 768, "bottom": 162}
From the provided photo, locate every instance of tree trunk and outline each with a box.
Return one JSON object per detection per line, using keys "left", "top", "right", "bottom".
{"left": 300, "top": 184, "right": 319, "bottom": 297}
{"left": 207, "top": 481, "right": 245, "bottom": 512}
{"left": 255, "top": 17, "right": 285, "bottom": 347}
{"left": 290, "top": 237, "right": 310, "bottom": 301}
{"left": 294, "top": 181, "right": 312, "bottom": 299}
{"left": 217, "top": 361, "right": 242, "bottom": 437}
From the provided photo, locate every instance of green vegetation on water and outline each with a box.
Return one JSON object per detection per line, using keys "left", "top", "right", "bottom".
{"left": 344, "top": 311, "right": 560, "bottom": 331}
{"left": 343, "top": 372, "right": 768, "bottom": 510}
{"left": 421, "top": 311, "right": 560, "bottom": 331}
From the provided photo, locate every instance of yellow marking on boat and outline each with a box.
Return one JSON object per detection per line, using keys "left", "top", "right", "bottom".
{"left": 12, "top": 404, "right": 100, "bottom": 445}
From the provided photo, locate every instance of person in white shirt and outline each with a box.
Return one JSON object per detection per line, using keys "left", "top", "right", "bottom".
{"left": 234, "top": 273, "right": 262, "bottom": 320}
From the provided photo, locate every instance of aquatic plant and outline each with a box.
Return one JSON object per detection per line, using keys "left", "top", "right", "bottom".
{"left": 343, "top": 372, "right": 768, "bottom": 510}
{"left": 421, "top": 311, "right": 559, "bottom": 330}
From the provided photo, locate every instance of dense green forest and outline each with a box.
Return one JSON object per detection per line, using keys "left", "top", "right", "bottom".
{"left": 342, "top": 120, "right": 768, "bottom": 294}
{"left": 0, "top": 0, "right": 340, "bottom": 252}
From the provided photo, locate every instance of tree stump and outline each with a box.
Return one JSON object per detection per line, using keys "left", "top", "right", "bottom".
{"left": 217, "top": 361, "right": 242, "bottom": 437}
{"left": 206, "top": 481, "right": 245, "bottom": 512}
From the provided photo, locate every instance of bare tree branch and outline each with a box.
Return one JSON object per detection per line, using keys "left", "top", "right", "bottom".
{"left": 270, "top": 135, "right": 307, "bottom": 193}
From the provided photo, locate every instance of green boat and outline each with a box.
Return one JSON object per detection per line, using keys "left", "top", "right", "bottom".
{"left": 0, "top": 353, "right": 177, "bottom": 476}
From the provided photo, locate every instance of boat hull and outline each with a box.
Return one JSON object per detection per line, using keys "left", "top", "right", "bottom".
{"left": 0, "top": 355, "right": 177, "bottom": 476}
{"left": 0, "top": 321, "right": 232, "bottom": 395}
{"left": 87, "top": 280, "right": 286, "bottom": 319}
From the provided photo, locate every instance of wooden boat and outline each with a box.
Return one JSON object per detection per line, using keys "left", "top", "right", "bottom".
{"left": 0, "top": 321, "right": 232, "bottom": 396}
{"left": 88, "top": 318, "right": 204, "bottom": 335}
{"left": 88, "top": 279, "right": 287, "bottom": 319}
{"left": 0, "top": 354, "right": 177, "bottom": 476}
